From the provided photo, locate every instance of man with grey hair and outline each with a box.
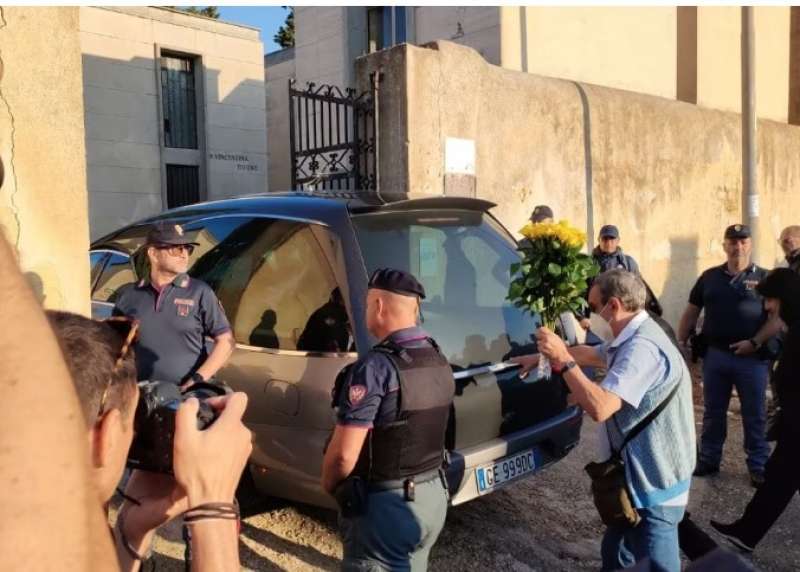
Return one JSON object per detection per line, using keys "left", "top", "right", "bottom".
{"left": 513, "top": 269, "right": 695, "bottom": 572}
{"left": 778, "top": 225, "right": 800, "bottom": 273}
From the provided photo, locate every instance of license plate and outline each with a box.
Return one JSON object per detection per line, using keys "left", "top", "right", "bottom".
{"left": 475, "top": 449, "right": 536, "bottom": 494}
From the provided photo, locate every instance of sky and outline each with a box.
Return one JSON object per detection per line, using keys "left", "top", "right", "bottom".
{"left": 216, "top": 6, "right": 289, "bottom": 54}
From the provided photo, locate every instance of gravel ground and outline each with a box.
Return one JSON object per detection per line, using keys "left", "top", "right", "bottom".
{"left": 145, "top": 367, "right": 799, "bottom": 571}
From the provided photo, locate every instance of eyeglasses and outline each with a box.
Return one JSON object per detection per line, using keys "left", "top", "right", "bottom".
{"left": 96, "top": 317, "right": 139, "bottom": 419}
{"left": 156, "top": 244, "right": 195, "bottom": 256}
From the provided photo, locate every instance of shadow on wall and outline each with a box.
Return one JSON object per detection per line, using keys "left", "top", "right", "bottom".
{"left": 81, "top": 52, "right": 268, "bottom": 239}
{"left": 660, "top": 236, "right": 699, "bottom": 327}
{"left": 24, "top": 272, "right": 45, "bottom": 305}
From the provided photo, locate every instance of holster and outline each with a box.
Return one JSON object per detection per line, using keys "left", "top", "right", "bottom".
{"left": 334, "top": 476, "right": 369, "bottom": 518}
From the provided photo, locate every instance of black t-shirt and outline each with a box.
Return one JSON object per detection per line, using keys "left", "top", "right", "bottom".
{"left": 688, "top": 263, "right": 768, "bottom": 346}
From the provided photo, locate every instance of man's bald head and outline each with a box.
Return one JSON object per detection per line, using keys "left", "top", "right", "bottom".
{"left": 365, "top": 288, "right": 420, "bottom": 340}
{"left": 779, "top": 225, "right": 800, "bottom": 257}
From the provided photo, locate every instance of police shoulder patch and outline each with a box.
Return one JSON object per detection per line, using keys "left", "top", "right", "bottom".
{"left": 348, "top": 384, "right": 368, "bottom": 405}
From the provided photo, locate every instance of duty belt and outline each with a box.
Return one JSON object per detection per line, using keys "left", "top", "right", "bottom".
{"left": 367, "top": 468, "right": 447, "bottom": 501}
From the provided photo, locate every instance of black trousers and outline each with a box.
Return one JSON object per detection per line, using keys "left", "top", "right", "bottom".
{"left": 735, "top": 437, "right": 800, "bottom": 547}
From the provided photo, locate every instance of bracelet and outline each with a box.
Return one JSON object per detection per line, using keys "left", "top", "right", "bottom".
{"left": 182, "top": 501, "right": 240, "bottom": 525}
{"left": 115, "top": 508, "right": 152, "bottom": 562}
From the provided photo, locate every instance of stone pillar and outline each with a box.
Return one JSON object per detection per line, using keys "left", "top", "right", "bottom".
{"left": 0, "top": 7, "right": 90, "bottom": 314}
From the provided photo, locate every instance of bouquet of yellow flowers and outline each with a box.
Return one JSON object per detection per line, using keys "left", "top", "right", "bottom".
{"left": 508, "top": 219, "right": 599, "bottom": 375}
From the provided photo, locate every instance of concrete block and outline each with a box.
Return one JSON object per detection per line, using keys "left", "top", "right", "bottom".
{"left": 83, "top": 84, "right": 159, "bottom": 120}
{"left": 86, "top": 165, "right": 161, "bottom": 195}
{"left": 80, "top": 7, "right": 154, "bottom": 43}
{"left": 86, "top": 139, "right": 161, "bottom": 170}
{"left": 80, "top": 31, "right": 156, "bottom": 68}
{"left": 89, "top": 190, "right": 163, "bottom": 240}
{"left": 206, "top": 126, "right": 268, "bottom": 155}
{"left": 153, "top": 21, "right": 198, "bottom": 51}
{"left": 83, "top": 57, "right": 158, "bottom": 96}
{"left": 206, "top": 103, "right": 267, "bottom": 131}
{"left": 84, "top": 113, "right": 160, "bottom": 146}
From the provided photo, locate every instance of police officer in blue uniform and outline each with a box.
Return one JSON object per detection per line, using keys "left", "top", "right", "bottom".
{"left": 113, "top": 221, "right": 235, "bottom": 386}
{"left": 322, "top": 268, "right": 454, "bottom": 572}
{"left": 678, "top": 224, "right": 782, "bottom": 486}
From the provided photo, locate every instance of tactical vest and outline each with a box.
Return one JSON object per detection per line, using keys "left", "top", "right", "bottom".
{"left": 348, "top": 338, "right": 454, "bottom": 482}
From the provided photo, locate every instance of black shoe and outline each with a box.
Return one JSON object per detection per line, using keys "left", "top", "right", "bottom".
{"left": 749, "top": 471, "right": 765, "bottom": 488}
{"left": 693, "top": 461, "right": 720, "bottom": 477}
{"left": 710, "top": 520, "right": 755, "bottom": 553}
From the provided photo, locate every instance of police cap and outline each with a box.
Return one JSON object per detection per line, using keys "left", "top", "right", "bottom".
{"left": 368, "top": 268, "right": 426, "bottom": 299}
{"left": 530, "top": 205, "right": 554, "bottom": 223}
{"left": 724, "top": 224, "right": 751, "bottom": 240}
{"left": 146, "top": 221, "right": 199, "bottom": 246}
{"left": 599, "top": 225, "right": 620, "bottom": 239}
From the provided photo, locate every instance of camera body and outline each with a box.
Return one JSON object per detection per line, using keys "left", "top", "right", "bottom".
{"left": 127, "top": 380, "right": 230, "bottom": 473}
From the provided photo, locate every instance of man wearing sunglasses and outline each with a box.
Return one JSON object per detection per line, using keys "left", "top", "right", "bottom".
{"left": 113, "top": 221, "right": 234, "bottom": 387}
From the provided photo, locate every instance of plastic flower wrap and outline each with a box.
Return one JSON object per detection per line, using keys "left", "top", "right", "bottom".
{"left": 508, "top": 219, "right": 599, "bottom": 376}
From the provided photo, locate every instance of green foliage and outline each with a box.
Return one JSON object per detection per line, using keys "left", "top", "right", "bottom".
{"left": 508, "top": 234, "right": 599, "bottom": 329}
{"left": 170, "top": 6, "right": 221, "bottom": 19}
{"left": 274, "top": 7, "right": 295, "bottom": 49}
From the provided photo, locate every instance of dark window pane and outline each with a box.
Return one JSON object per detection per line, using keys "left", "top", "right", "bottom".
{"left": 89, "top": 251, "right": 108, "bottom": 291}
{"left": 161, "top": 54, "right": 198, "bottom": 149}
{"left": 166, "top": 164, "right": 199, "bottom": 209}
{"left": 394, "top": 6, "right": 407, "bottom": 44}
{"left": 187, "top": 217, "right": 350, "bottom": 352}
{"left": 94, "top": 253, "right": 135, "bottom": 302}
{"left": 367, "top": 8, "right": 384, "bottom": 53}
{"left": 353, "top": 210, "right": 539, "bottom": 368}
{"left": 381, "top": 6, "right": 393, "bottom": 48}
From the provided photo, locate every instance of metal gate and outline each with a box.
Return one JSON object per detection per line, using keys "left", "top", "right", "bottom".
{"left": 289, "top": 78, "right": 378, "bottom": 193}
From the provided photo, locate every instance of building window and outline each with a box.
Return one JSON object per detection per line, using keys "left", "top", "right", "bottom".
{"left": 367, "top": 7, "right": 408, "bottom": 53}
{"left": 161, "top": 54, "right": 198, "bottom": 149}
{"left": 166, "top": 164, "right": 200, "bottom": 208}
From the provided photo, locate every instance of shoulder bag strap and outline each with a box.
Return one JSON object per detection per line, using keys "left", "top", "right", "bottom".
{"left": 612, "top": 380, "right": 681, "bottom": 456}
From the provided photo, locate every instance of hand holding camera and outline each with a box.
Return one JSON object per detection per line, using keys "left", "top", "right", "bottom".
{"left": 174, "top": 392, "right": 253, "bottom": 508}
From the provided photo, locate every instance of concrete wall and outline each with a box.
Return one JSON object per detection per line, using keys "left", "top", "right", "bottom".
{"left": 0, "top": 7, "right": 91, "bottom": 314}
{"left": 416, "top": 7, "right": 501, "bottom": 65}
{"left": 498, "top": 6, "right": 791, "bottom": 123}
{"left": 696, "top": 6, "right": 790, "bottom": 123}
{"left": 357, "top": 41, "right": 800, "bottom": 326}
{"left": 265, "top": 49, "right": 295, "bottom": 192}
{"left": 80, "top": 7, "right": 266, "bottom": 239}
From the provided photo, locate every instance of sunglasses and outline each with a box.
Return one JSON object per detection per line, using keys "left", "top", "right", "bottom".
{"left": 156, "top": 244, "right": 195, "bottom": 256}
{"left": 96, "top": 317, "right": 139, "bottom": 419}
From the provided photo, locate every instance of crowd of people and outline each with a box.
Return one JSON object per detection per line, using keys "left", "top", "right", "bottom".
{"left": 2, "top": 207, "right": 799, "bottom": 572}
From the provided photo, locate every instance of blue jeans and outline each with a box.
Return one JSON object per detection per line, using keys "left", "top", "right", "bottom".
{"left": 601, "top": 505, "right": 685, "bottom": 572}
{"left": 700, "top": 347, "right": 770, "bottom": 472}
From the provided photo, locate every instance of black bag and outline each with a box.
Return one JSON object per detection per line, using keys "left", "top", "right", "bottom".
{"left": 584, "top": 381, "right": 681, "bottom": 528}
{"left": 334, "top": 476, "right": 369, "bottom": 518}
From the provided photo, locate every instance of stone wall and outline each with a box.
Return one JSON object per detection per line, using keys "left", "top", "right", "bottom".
{"left": 0, "top": 7, "right": 91, "bottom": 314}
{"left": 357, "top": 41, "right": 800, "bottom": 325}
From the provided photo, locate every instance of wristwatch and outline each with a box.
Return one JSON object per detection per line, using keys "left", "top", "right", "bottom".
{"left": 190, "top": 372, "right": 206, "bottom": 384}
{"left": 749, "top": 338, "right": 762, "bottom": 350}
{"left": 562, "top": 360, "right": 578, "bottom": 373}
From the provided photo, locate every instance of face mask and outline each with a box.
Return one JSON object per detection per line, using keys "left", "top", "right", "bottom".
{"left": 589, "top": 302, "right": 614, "bottom": 343}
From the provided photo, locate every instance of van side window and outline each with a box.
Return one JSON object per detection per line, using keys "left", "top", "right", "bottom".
{"left": 187, "top": 217, "right": 351, "bottom": 353}
{"left": 93, "top": 253, "right": 135, "bottom": 302}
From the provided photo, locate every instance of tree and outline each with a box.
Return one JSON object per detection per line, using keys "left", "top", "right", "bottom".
{"left": 171, "top": 6, "right": 220, "bottom": 19}
{"left": 274, "top": 7, "right": 295, "bottom": 49}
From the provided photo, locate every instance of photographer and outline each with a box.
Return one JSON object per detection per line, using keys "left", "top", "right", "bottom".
{"left": 47, "top": 310, "right": 252, "bottom": 572}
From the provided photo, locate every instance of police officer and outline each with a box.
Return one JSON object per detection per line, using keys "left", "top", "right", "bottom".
{"left": 113, "top": 221, "right": 235, "bottom": 386}
{"left": 321, "top": 268, "right": 454, "bottom": 572}
{"left": 592, "top": 224, "right": 640, "bottom": 274}
{"left": 677, "top": 224, "right": 782, "bottom": 486}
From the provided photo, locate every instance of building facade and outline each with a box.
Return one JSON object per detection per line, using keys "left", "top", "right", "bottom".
{"left": 80, "top": 6, "right": 267, "bottom": 239}
{"left": 266, "top": 6, "right": 800, "bottom": 191}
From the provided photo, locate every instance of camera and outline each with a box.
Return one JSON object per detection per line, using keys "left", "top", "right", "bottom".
{"left": 127, "top": 380, "right": 230, "bottom": 473}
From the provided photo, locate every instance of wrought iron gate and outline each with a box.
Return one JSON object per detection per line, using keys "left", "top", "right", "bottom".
{"left": 289, "top": 78, "right": 378, "bottom": 193}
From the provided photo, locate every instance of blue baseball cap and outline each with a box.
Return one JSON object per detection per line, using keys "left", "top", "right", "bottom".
{"left": 599, "top": 225, "right": 620, "bottom": 239}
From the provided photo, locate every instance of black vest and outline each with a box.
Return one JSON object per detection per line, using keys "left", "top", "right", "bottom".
{"left": 351, "top": 339, "right": 455, "bottom": 482}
